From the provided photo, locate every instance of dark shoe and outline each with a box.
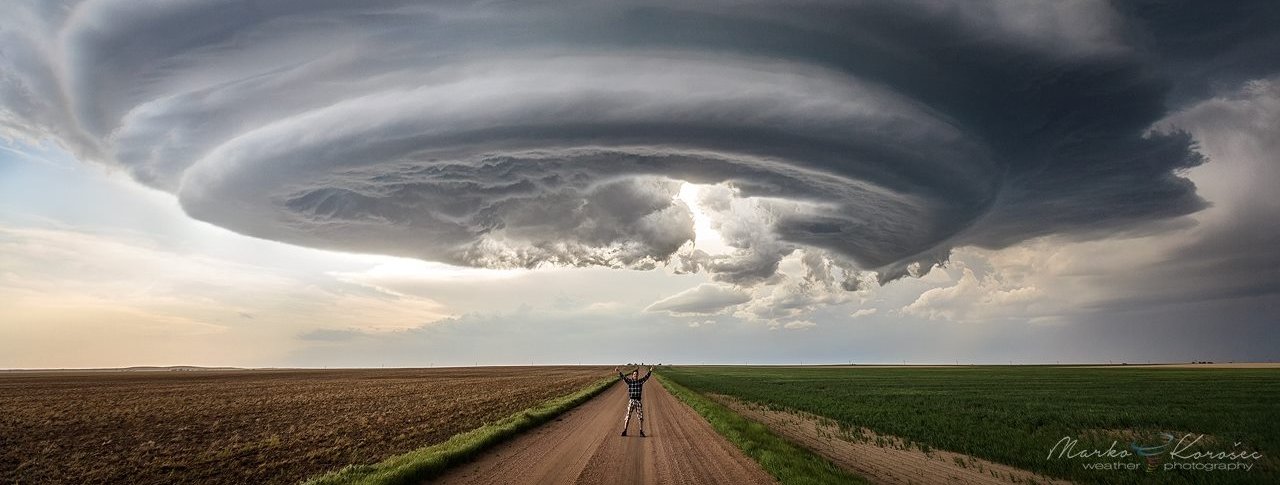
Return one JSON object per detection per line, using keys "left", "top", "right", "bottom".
{"left": 621, "top": 430, "right": 627, "bottom": 436}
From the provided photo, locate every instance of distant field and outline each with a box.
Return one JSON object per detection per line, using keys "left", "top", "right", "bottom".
{"left": 0, "top": 367, "right": 611, "bottom": 484}
{"left": 662, "top": 366, "right": 1280, "bottom": 484}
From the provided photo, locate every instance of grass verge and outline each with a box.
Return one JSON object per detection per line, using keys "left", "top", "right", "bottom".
{"left": 656, "top": 374, "right": 866, "bottom": 485}
{"left": 302, "top": 376, "right": 616, "bottom": 485}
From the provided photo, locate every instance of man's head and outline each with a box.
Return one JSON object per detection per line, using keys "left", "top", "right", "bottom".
{"left": 630, "top": 369, "right": 639, "bottom": 379}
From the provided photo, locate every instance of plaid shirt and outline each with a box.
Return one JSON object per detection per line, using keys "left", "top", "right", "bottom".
{"left": 621, "top": 370, "right": 651, "bottom": 400}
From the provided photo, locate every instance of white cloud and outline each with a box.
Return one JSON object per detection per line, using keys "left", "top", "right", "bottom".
{"left": 900, "top": 266, "right": 1044, "bottom": 322}
{"left": 688, "top": 319, "right": 716, "bottom": 328}
{"left": 850, "top": 308, "right": 879, "bottom": 319}
{"left": 646, "top": 283, "right": 751, "bottom": 315}
{"left": 732, "top": 250, "right": 863, "bottom": 323}
{"left": 783, "top": 320, "right": 817, "bottom": 330}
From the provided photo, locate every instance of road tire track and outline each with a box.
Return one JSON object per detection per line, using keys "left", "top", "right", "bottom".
{"left": 434, "top": 380, "right": 776, "bottom": 484}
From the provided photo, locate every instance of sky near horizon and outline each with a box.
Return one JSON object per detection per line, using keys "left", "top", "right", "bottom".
{"left": 2, "top": 1, "right": 1278, "bottom": 368}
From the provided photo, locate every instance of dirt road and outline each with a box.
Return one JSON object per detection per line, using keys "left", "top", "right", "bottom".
{"left": 434, "top": 379, "right": 776, "bottom": 485}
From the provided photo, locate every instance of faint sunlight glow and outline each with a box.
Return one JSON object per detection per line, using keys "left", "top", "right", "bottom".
{"left": 336, "top": 256, "right": 527, "bottom": 283}
{"left": 677, "top": 182, "right": 734, "bottom": 255}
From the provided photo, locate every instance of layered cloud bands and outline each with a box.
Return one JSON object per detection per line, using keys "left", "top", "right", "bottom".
{"left": 0, "top": 1, "right": 1216, "bottom": 282}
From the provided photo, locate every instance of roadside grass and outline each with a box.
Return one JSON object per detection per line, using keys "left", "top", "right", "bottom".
{"left": 302, "top": 376, "right": 616, "bottom": 485}
{"left": 662, "top": 366, "right": 1280, "bottom": 485}
{"left": 657, "top": 374, "right": 867, "bottom": 485}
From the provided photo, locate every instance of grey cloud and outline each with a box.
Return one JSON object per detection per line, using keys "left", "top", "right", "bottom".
{"left": 1107, "top": 77, "right": 1280, "bottom": 306}
{"left": 2, "top": 0, "right": 1274, "bottom": 289}
{"left": 1111, "top": 0, "right": 1280, "bottom": 104}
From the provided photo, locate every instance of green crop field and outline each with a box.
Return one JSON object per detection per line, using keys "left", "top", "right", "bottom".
{"left": 661, "top": 366, "right": 1280, "bottom": 484}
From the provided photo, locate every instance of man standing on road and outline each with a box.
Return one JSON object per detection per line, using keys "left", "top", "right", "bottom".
{"left": 615, "top": 366, "right": 651, "bottom": 437}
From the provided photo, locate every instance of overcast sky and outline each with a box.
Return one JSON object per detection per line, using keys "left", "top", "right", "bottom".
{"left": 2, "top": 0, "right": 1277, "bottom": 368}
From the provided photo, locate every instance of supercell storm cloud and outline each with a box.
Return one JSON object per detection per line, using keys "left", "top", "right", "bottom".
{"left": 3, "top": 1, "right": 1273, "bottom": 287}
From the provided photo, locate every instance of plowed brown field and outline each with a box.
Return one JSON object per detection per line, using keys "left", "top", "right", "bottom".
{"left": 0, "top": 366, "right": 611, "bottom": 484}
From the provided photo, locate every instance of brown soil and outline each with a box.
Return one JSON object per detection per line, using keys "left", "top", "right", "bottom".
{"left": 0, "top": 366, "right": 611, "bottom": 484}
{"left": 435, "top": 380, "right": 776, "bottom": 485}
{"left": 712, "top": 395, "right": 1072, "bottom": 485}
